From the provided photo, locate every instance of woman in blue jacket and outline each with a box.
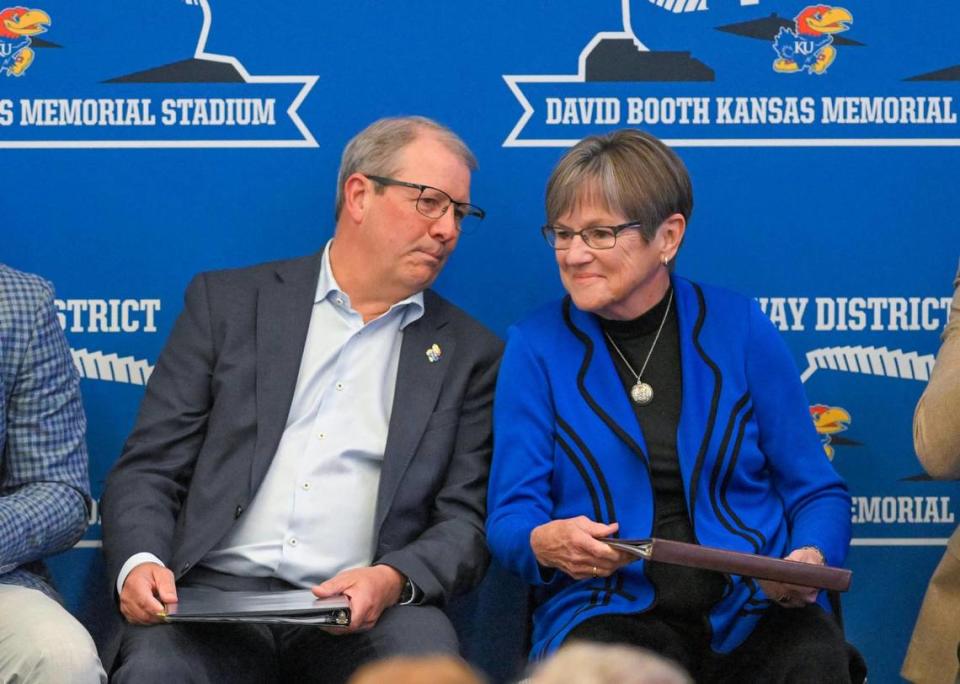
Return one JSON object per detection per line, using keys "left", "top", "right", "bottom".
{"left": 486, "top": 129, "right": 853, "bottom": 682}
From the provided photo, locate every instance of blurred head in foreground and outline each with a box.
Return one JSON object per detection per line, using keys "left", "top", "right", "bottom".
{"left": 529, "top": 642, "right": 692, "bottom": 684}
{"left": 348, "top": 655, "right": 485, "bottom": 684}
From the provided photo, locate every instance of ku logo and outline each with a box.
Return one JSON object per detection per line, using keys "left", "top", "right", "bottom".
{"left": 772, "top": 5, "right": 851, "bottom": 75}
{"left": 809, "top": 404, "right": 855, "bottom": 461}
{"left": 0, "top": 6, "right": 49, "bottom": 77}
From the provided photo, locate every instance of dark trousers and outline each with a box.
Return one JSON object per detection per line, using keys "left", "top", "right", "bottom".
{"left": 110, "top": 567, "right": 459, "bottom": 684}
{"left": 566, "top": 604, "right": 852, "bottom": 684}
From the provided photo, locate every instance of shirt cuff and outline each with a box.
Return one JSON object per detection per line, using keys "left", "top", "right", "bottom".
{"left": 117, "top": 552, "right": 165, "bottom": 596}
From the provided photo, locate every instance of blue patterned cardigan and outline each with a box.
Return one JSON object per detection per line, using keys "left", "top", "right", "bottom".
{"left": 486, "top": 276, "right": 851, "bottom": 658}
{"left": 0, "top": 264, "right": 90, "bottom": 600}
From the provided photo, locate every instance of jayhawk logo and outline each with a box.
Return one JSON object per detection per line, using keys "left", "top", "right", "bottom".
{"left": 809, "top": 404, "right": 852, "bottom": 460}
{"left": 0, "top": 6, "right": 50, "bottom": 77}
{"left": 773, "top": 5, "right": 851, "bottom": 75}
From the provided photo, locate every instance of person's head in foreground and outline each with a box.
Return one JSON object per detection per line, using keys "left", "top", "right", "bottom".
{"left": 529, "top": 642, "right": 692, "bottom": 684}
{"left": 348, "top": 654, "right": 484, "bottom": 684}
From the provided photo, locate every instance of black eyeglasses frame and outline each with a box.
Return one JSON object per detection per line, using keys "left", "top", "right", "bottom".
{"left": 540, "top": 221, "right": 646, "bottom": 250}
{"left": 363, "top": 174, "right": 485, "bottom": 226}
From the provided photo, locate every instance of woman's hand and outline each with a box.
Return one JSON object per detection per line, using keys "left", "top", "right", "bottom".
{"left": 758, "top": 546, "right": 825, "bottom": 608}
{"left": 530, "top": 517, "right": 633, "bottom": 580}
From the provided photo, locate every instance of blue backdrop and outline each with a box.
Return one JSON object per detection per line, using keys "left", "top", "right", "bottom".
{"left": 4, "top": 1, "right": 958, "bottom": 680}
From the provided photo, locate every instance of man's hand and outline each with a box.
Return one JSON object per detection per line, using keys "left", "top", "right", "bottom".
{"left": 759, "top": 546, "right": 824, "bottom": 608}
{"left": 530, "top": 517, "right": 632, "bottom": 580}
{"left": 119, "top": 562, "right": 178, "bottom": 625}
{"left": 312, "top": 565, "right": 404, "bottom": 634}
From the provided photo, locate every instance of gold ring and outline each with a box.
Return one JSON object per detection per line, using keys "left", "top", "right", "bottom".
{"left": 592, "top": 566, "right": 598, "bottom": 578}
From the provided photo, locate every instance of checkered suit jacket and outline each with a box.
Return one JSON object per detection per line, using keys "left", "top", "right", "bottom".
{"left": 0, "top": 264, "right": 90, "bottom": 599}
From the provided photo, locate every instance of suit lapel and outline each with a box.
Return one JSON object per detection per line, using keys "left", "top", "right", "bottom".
{"left": 375, "top": 291, "right": 453, "bottom": 532}
{"left": 251, "top": 253, "right": 323, "bottom": 491}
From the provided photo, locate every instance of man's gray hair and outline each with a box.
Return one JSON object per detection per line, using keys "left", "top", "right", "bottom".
{"left": 335, "top": 116, "right": 477, "bottom": 220}
{"left": 545, "top": 129, "right": 693, "bottom": 245}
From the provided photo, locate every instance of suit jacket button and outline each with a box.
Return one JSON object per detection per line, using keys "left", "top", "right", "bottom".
{"left": 234, "top": 505, "right": 244, "bottom": 519}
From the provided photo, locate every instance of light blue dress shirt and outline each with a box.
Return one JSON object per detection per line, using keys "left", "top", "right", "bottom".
{"left": 117, "top": 241, "right": 424, "bottom": 591}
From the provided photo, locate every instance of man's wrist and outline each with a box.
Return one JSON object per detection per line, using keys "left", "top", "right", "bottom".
{"left": 374, "top": 564, "right": 419, "bottom": 605}
{"left": 370, "top": 564, "right": 405, "bottom": 604}
{"left": 117, "top": 553, "right": 165, "bottom": 595}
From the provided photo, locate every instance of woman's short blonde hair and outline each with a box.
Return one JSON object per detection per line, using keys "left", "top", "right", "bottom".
{"left": 545, "top": 129, "right": 693, "bottom": 245}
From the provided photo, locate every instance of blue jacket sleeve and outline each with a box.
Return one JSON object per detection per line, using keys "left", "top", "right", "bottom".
{"left": 745, "top": 300, "right": 851, "bottom": 567}
{"left": 486, "top": 325, "right": 560, "bottom": 586}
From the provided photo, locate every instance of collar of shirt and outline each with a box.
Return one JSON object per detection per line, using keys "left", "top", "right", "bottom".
{"left": 317, "top": 240, "right": 425, "bottom": 329}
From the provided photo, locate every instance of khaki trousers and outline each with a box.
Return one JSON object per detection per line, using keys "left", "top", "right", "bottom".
{"left": 903, "top": 527, "right": 960, "bottom": 684}
{"left": 0, "top": 584, "right": 106, "bottom": 683}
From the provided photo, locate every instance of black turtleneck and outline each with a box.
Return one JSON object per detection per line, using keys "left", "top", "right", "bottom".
{"left": 600, "top": 287, "right": 725, "bottom": 623}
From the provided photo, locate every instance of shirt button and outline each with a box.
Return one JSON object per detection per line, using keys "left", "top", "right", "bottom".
{"left": 317, "top": 432, "right": 326, "bottom": 440}
{"left": 335, "top": 382, "right": 344, "bottom": 391}
{"left": 289, "top": 538, "right": 298, "bottom": 547}
{"left": 302, "top": 482, "right": 311, "bottom": 491}
{"left": 336, "top": 297, "right": 344, "bottom": 306}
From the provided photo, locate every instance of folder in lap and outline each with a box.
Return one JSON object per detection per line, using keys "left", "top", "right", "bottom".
{"left": 160, "top": 588, "right": 351, "bottom": 626}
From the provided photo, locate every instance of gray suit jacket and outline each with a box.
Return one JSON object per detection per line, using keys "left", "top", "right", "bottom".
{"left": 102, "top": 252, "right": 502, "bottom": 605}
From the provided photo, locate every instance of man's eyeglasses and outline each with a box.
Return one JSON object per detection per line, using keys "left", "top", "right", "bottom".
{"left": 541, "top": 222, "right": 645, "bottom": 250}
{"left": 364, "top": 174, "right": 485, "bottom": 232}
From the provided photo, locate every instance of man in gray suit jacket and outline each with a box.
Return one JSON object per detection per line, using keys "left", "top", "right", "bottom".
{"left": 102, "top": 116, "right": 502, "bottom": 683}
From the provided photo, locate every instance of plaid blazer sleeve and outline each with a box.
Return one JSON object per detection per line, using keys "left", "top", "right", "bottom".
{"left": 0, "top": 265, "right": 90, "bottom": 577}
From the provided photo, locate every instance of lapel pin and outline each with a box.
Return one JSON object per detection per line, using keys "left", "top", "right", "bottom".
{"left": 425, "top": 343, "right": 442, "bottom": 363}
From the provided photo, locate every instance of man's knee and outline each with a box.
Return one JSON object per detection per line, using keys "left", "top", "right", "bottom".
{"left": 112, "top": 621, "right": 276, "bottom": 684}
{"left": 1, "top": 615, "right": 105, "bottom": 684}
{"left": 372, "top": 605, "right": 460, "bottom": 657}
{"left": 112, "top": 624, "right": 206, "bottom": 684}
{"left": 112, "top": 648, "right": 189, "bottom": 684}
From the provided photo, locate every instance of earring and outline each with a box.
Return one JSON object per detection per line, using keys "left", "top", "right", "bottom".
{"left": 661, "top": 255, "right": 669, "bottom": 266}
